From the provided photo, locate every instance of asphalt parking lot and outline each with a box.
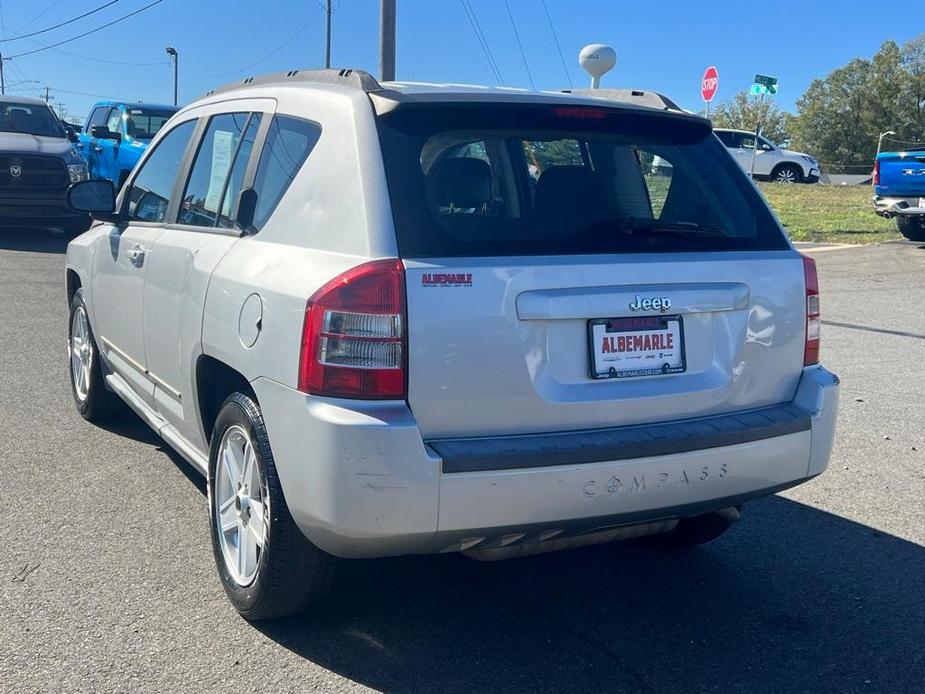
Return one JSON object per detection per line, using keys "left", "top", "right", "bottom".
{"left": 1, "top": 228, "right": 923, "bottom": 694}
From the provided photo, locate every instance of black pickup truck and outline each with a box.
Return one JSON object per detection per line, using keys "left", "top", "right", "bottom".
{"left": 0, "top": 96, "right": 91, "bottom": 233}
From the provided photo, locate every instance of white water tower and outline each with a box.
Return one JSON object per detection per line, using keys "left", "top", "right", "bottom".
{"left": 579, "top": 44, "right": 616, "bottom": 89}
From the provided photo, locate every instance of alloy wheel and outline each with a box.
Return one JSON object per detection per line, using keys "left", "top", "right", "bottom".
{"left": 70, "top": 306, "right": 93, "bottom": 403}
{"left": 214, "top": 425, "right": 268, "bottom": 586}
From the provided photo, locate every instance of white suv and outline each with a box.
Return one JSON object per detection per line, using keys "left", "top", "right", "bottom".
{"left": 714, "top": 128, "right": 820, "bottom": 183}
{"left": 65, "top": 69, "right": 839, "bottom": 620}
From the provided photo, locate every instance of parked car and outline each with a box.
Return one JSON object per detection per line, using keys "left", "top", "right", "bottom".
{"left": 714, "top": 128, "right": 820, "bottom": 183}
{"left": 77, "top": 101, "right": 178, "bottom": 189}
{"left": 873, "top": 146, "right": 925, "bottom": 241}
{"left": 0, "top": 96, "right": 90, "bottom": 232}
{"left": 64, "top": 68, "right": 839, "bottom": 620}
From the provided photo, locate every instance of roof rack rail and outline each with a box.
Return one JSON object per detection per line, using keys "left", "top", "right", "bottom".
{"left": 561, "top": 88, "right": 684, "bottom": 113}
{"left": 203, "top": 68, "right": 382, "bottom": 98}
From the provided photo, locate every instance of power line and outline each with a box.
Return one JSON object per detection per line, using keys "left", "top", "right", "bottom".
{"left": 18, "top": 0, "right": 67, "bottom": 32}
{"left": 540, "top": 0, "right": 571, "bottom": 88}
{"left": 205, "top": 6, "right": 323, "bottom": 77}
{"left": 5, "top": 0, "right": 163, "bottom": 59}
{"left": 0, "top": 0, "right": 122, "bottom": 43}
{"left": 459, "top": 0, "right": 503, "bottom": 86}
{"left": 503, "top": 0, "right": 533, "bottom": 89}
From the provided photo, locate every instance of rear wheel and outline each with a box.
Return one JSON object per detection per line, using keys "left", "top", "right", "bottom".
{"left": 208, "top": 392, "right": 335, "bottom": 620}
{"left": 772, "top": 164, "right": 802, "bottom": 184}
{"left": 642, "top": 507, "right": 741, "bottom": 548}
{"left": 68, "top": 289, "right": 121, "bottom": 421}
{"left": 897, "top": 214, "right": 925, "bottom": 241}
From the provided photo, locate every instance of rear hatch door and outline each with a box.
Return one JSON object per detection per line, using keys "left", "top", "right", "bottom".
{"left": 374, "top": 99, "right": 807, "bottom": 439}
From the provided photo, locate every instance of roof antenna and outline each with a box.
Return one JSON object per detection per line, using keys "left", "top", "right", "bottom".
{"left": 579, "top": 44, "right": 616, "bottom": 89}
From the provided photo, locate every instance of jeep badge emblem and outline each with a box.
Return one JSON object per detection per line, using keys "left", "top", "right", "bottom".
{"left": 629, "top": 294, "right": 671, "bottom": 313}
{"left": 9, "top": 165, "right": 21, "bottom": 178}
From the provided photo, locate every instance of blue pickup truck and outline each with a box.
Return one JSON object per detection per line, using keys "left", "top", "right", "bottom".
{"left": 77, "top": 101, "right": 178, "bottom": 189}
{"left": 873, "top": 147, "right": 925, "bottom": 241}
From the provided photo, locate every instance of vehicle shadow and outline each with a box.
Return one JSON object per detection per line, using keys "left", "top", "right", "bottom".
{"left": 252, "top": 497, "right": 924, "bottom": 693}
{"left": 0, "top": 226, "right": 73, "bottom": 254}
{"left": 97, "top": 408, "right": 207, "bottom": 495}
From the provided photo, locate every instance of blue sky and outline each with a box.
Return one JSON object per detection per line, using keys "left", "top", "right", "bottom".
{"left": 0, "top": 0, "right": 919, "bottom": 124}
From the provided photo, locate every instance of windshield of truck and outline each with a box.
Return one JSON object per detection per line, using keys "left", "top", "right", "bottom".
{"left": 0, "top": 102, "right": 65, "bottom": 138}
{"left": 376, "top": 103, "right": 790, "bottom": 257}
{"left": 124, "top": 108, "right": 176, "bottom": 139}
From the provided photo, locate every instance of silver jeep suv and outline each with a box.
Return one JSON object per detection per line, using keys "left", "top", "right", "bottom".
{"left": 65, "top": 68, "right": 839, "bottom": 620}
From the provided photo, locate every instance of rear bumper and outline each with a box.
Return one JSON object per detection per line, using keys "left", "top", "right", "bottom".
{"left": 873, "top": 195, "right": 925, "bottom": 217}
{"left": 254, "top": 366, "right": 839, "bottom": 559}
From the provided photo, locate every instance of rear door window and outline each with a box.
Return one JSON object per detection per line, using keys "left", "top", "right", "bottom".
{"left": 376, "top": 105, "right": 789, "bottom": 257}
{"left": 106, "top": 108, "right": 123, "bottom": 134}
{"left": 250, "top": 115, "right": 321, "bottom": 231}
{"left": 178, "top": 112, "right": 261, "bottom": 228}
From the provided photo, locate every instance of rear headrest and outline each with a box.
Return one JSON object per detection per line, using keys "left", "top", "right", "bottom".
{"left": 532, "top": 165, "right": 610, "bottom": 233}
{"left": 427, "top": 157, "right": 492, "bottom": 210}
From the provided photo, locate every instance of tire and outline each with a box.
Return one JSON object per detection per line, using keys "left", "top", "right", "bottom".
{"left": 897, "top": 214, "right": 925, "bottom": 242}
{"left": 68, "top": 289, "right": 122, "bottom": 422}
{"left": 771, "top": 164, "right": 802, "bottom": 184}
{"left": 208, "top": 392, "right": 335, "bottom": 620}
{"left": 641, "top": 507, "right": 741, "bottom": 549}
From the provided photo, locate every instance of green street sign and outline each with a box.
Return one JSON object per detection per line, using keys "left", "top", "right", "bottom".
{"left": 755, "top": 73, "right": 778, "bottom": 87}
{"left": 750, "top": 84, "right": 768, "bottom": 95}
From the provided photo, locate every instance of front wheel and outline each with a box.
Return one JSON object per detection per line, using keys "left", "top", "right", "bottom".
{"left": 772, "top": 164, "right": 802, "bottom": 184}
{"left": 897, "top": 215, "right": 925, "bottom": 241}
{"left": 208, "top": 392, "right": 335, "bottom": 620}
{"left": 68, "top": 289, "right": 122, "bottom": 421}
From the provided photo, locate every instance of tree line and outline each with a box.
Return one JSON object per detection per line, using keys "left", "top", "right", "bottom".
{"left": 709, "top": 34, "right": 925, "bottom": 172}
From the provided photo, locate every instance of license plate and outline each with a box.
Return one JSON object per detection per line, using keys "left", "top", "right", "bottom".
{"left": 588, "top": 315, "right": 686, "bottom": 379}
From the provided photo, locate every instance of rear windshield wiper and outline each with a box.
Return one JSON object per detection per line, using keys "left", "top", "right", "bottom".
{"left": 621, "top": 218, "right": 726, "bottom": 237}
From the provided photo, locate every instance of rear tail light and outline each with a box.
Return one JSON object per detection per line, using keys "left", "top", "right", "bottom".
{"left": 802, "top": 254, "right": 820, "bottom": 365}
{"left": 298, "top": 259, "right": 407, "bottom": 399}
{"left": 872, "top": 159, "right": 880, "bottom": 186}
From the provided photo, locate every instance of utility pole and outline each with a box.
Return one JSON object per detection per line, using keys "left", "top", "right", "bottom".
{"left": 0, "top": 53, "right": 5, "bottom": 96}
{"left": 44, "top": 87, "right": 50, "bottom": 103}
{"left": 379, "top": 0, "right": 396, "bottom": 82}
{"left": 324, "top": 0, "right": 332, "bottom": 68}
{"left": 166, "top": 46, "right": 178, "bottom": 106}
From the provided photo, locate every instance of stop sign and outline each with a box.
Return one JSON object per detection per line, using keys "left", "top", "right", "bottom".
{"left": 701, "top": 66, "right": 719, "bottom": 102}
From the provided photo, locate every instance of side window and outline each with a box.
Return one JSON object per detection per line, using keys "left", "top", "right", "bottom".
{"left": 523, "top": 138, "right": 583, "bottom": 179}
{"left": 738, "top": 134, "right": 756, "bottom": 150}
{"left": 106, "top": 108, "right": 123, "bottom": 134}
{"left": 251, "top": 115, "right": 321, "bottom": 231}
{"left": 179, "top": 112, "right": 261, "bottom": 228}
{"left": 126, "top": 119, "right": 196, "bottom": 223}
{"left": 714, "top": 131, "right": 734, "bottom": 147}
{"left": 637, "top": 149, "right": 672, "bottom": 218}
{"left": 87, "top": 107, "right": 110, "bottom": 130}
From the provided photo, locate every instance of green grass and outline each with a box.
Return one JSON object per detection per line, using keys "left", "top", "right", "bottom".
{"left": 758, "top": 182, "right": 898, "bottom": 244}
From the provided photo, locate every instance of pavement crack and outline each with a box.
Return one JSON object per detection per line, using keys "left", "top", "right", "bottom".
{"left": 11, "top": 563, "right": 40, "bottom": 583}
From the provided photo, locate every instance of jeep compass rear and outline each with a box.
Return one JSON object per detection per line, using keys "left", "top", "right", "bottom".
{"left": 65, "top": 71, "right": 838, "bottom": 619}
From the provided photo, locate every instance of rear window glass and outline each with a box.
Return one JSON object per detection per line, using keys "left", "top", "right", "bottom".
{"left": 376, "top": 104, "right": 789, "bottom": 257}
{"left": 125, "top": 108, "right": 176, "bottom": 139}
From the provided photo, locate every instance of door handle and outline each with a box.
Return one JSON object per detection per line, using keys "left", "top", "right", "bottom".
{"left": 93, "top": 146, "right": 103, "bottom": 153}
{"left": 127, "top": 245, "right": 146, "bottom": 267}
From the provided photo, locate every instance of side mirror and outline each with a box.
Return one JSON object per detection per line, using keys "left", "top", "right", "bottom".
{"left": 236, "top": 187, "right": 258, "bottom": 233}
{"left": 90, "top": 125, "right": 121, "bottom": 142}
{"left": 761, "top": 143, "right": 774, "bottom": 151}
{"left": 67, "top": 179, "right": 121, "bottom": 222}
